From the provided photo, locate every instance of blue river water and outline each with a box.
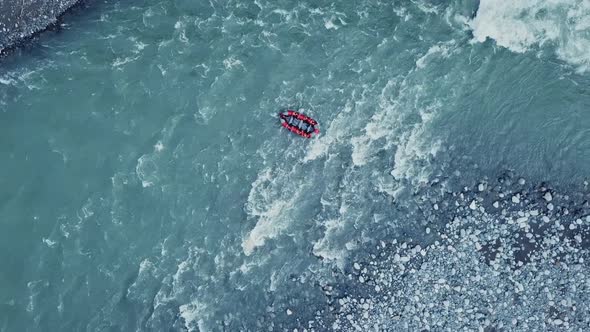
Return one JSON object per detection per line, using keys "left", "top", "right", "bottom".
{"left": 2, "top": 0, "right": 590, "bottom": 331}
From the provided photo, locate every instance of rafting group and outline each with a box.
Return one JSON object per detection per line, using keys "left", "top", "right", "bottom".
{"left": 278, "top": 110, "right": 320, "bottom": 138}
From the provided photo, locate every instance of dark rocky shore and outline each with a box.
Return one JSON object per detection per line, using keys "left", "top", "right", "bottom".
{"left": 0, "top": 0, "right": 80, "bottom": 52}
{"left": 273, "top": 171, "right": 590, "bottom": 331}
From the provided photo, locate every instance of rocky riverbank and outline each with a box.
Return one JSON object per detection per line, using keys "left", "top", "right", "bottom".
{"left": 0, "top": 0, "right": 80, "bottom": 52}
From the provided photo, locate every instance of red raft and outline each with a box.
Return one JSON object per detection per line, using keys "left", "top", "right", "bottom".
{"left": 278, "top": 110, "right": 320, "bottom": 138}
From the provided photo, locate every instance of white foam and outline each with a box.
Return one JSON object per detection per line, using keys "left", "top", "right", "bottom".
{"left": 242, "top": 198, "right": 292, "bottom": 255}
{"left": 0, "top": 77, "right": 16, "bottom": 85}
{"left": 128, "top": 36, "right": 148, "bottom": 53}
{"left": 350, "top": 111, "right": 393, "bottom": 166}
{"left": 470, "top": 0, "right": 590, "bottom": 72}
{"left": 179, "top": 301, "right": 208, "bottom": 332}
{"left": 112, "top": 56, "right": 139, "bottom": 67}
{"left": 223, "top": 57, "right": 244, "bottom": 70}
{"left": 304, "top": 101, "right": 354, "bottom": 163}
{"left": 325, "top": 17, "right": 339, "bottom": 30}
{"left": 79, "top": 199, "right": 95, "bottom": 220}
{"left": 135, "top": 115, "right": 182, "bottom": 188}
{"left": 154, "top": 141, "right": 164, "bottom": 152}
{"left": 272, "top": 9, "right": 295, "bottom": 22}
{"left": 242, "top": 168, "right": 300, "bottom": 255}
{"left": 391, "top": 127, "right": 441, "bottom": 183}
{"left": 415, "top": 41, "right": 456, "bottom": 69}
{"left": 349, "top": 78, "right": 442, "bottom": 189}
{"left": 138, "top": 259, "right": 154, "bottom": 275}
{"left": 312, "top": 219, "right": 348, "bottom": 269}
{"left": 42, "top": 238, "right": 57, "bottom": 248}
{"left": 350, "top": 136, "right": 371, "bottom": 166}
{"left": 136, "top": 155, "right": 158, "bottom": 188}
{"left": 414, "top": 1, "right": 440, "bottom": 14}
{"left": 303, "top": 135, "right": 332, "bottom": 163}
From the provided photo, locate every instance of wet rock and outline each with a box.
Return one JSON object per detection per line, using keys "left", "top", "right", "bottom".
{"left": 543, "top": 192, "right": 553, "bottom": 202}
{"left": 512, "top": 194, "right": 521, "bottom": 204}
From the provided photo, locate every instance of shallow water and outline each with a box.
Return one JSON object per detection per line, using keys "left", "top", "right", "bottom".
{"left": 1, "top": 0, "right": 590, "bottom": 331}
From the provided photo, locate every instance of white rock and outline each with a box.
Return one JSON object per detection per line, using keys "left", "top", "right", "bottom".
{"left": 478, "top": 183, "right": 485, "bottom": 192}
{"left": 547, "top": 203, "right": 554, "bottom": 211}
{"left": 433, "top": 203, "right": 439, "bottom": 210}
{"left": 493, "top": 201, "right": 499, "bottom": 208}
{"left": 287, "top": 309, "right": 293, "bottom": 316}
{"left": 354, "top": 263, "right": 361, "bottom": 270}
{"left": 518, "top": 178, "right": 526, "bottom": 185}
{"left": 469, "top": 201, "right": 477, "bottom": 210}
{"left": 543, "top": 192, "right": 553, "bottom": 202}
{"left": 512, "top": 195, "right": 520, "bottom": 204}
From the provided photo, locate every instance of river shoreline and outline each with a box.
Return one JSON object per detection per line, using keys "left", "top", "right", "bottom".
{"left": 0, "top": 0, "right": 91, "bottom": 57}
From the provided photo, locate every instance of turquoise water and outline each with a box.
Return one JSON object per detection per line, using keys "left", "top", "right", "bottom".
{"left": 2, "top": 0, "right": 590, "bottom": 331}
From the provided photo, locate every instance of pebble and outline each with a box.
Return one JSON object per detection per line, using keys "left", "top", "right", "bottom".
{"left": 512, "top": 195, "right": 521, "bottom": 204}
{"left": 287, "top": 309, "right": 293, "bottom": 316}
{"left": 543, "top": 192, "right": 553, "bottom": 202}
{"left": 354, "top": 263, "right": 361, "bottom": 270}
